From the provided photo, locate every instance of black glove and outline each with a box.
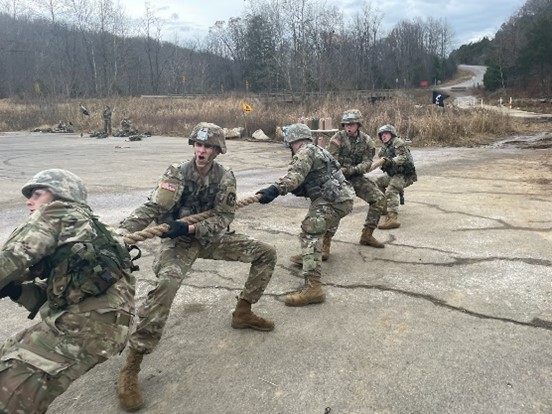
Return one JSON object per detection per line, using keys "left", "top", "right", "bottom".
{"left": 0, "top": 282, "right": 22, "bottom": 301}
{"left": 382, "top": 157, "right": 394, "bottom": 169}
{"left": 161, "top": 220, "right": 190, "bottom": 239}
{"left": 256, "top": 185, "right": 280, "bottom": 204}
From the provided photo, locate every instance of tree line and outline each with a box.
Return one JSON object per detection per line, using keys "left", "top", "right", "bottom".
{"left": 450, "top": 0, "right": 551, "bottom": 94}
{"left": 0, "top": 0, "right": 457, "bottom": 99}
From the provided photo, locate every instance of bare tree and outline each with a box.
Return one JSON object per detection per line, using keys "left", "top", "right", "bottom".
{"left": 140, "top": 2, "right": 170, "bottom": 94}
{"left": 66, "top": 0, "right": 99, "bottom": 95}
{"left": 345, "top": 2, "right": 384, "bottom": 89}
{"left": 0, "top": 0, "right": 27, "bottom": 19}
{"left": 27, "top": 0, "right": 68, "bottom": 23}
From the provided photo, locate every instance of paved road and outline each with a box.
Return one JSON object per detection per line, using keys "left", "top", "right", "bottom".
{"left": 1, "top": 132, "right": 551, "bottom": 414}
{"left": 442, "top": 64, "right": 487, "bottom": 91}
{"left": 440, "top": 64, "right": 487, "bottom": 108}
{"left": 440, "top": 65, "right": 552, "bottom": 119}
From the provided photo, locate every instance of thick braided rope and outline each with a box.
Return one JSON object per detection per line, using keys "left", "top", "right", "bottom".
{"left": 122, "top": 194, "right": 261, "bottom": 245}
{"left": 368, "top": 157, "right": 385, "bottom": 172}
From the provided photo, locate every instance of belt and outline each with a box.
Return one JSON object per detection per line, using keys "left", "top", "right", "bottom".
{"left": 89, "top": 311, "right": 132, "bottom": 326}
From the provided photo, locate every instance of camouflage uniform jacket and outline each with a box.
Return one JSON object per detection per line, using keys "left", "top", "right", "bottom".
{"left": 121, "top": 119, "right": 132, "bottom": 131}
{"left": 102, "top": 108, "right": 112, "bottom": 120}
{"left": 120, "top": 160, "right": 237, "bottom": 247}
{"left": 275, "top": 143, "right": 355, "bottom": 203}
{"left": 378, "top": 137, "right": 417, "bottom": 177}
{"left": 0, "top": 201, "right": 135, "bottom": 319}
{"left": 327, "top": 130, "right": 377, "bottom": 176}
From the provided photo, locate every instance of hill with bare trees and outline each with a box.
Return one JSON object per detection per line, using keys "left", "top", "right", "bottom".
{"left": 0, "top": 0, "right": 455, "bottom": 99}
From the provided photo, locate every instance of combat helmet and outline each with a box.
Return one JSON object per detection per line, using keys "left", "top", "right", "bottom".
{"left": 341, "top": 109, "right": 363, "bottom": 127}
{"left": 284, "top": 123, "right": 313, "bottom": 146}
{"left": 21, "top": 169, "right": 88, "bottom": 204}
{"left": 377, "top": 124, "right": 398, "bottom": 140}
{"left": 188, "top": 122, "right": 227, "bottom": 154}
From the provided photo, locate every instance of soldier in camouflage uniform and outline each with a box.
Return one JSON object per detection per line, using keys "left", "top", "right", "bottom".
{"left": 120, "top": 118, "right": 133, "bottom": 134}
{"left": 121, "top": 117, "right": 131, "bottom": 130}
{"left": 103, "top": 105, "right": 112, "bottom": 135}
{"left": 375, "top": 124, "right": 417, "bottom": 229}
{"left": 117, "top": 122, "right": 276, "bottom": 412}
{"left": 0, "top": 169, "right": 135, "bottom": 414}
{"left": 256, "top": 123, "right": 354, "bottom": 307}
{"left": 326, "top": 109, "right": 386, "bottom": 250}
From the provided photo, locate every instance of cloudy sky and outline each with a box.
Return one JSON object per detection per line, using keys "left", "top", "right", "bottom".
{"left": 118, "top": 0, "right": 527, "bottom": 48}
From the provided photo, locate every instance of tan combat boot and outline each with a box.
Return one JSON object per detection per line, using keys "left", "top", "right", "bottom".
{"left": 231, "top": 299, "right": 274, "bottom": 331}
{"left": 284, "top": 275, "right": 326, "bottom": 307}
{"left": 321, "top": 234, "right": 332, "bottom": 260}
{"left": 118, "top": 349, "right": 145, "bottom": 412}
{"left": 359, "top": 227, "right": 385, "bottom": 248}
{"left": 378, "top": 212, "right": 401, "bottom": 230}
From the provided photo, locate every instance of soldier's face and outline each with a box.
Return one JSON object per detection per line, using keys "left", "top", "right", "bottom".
{"left": 380, "top": 132, "right": 392, "bottom": 143}
{"left": 344, "top": 123, "right": 359, "bottom": 136}
{"left": 194, "top": 142, "right": 218, "bottom": 168}
{"left": 26, "top": 188, "right": 54, "bottom": 214}
{"left": 290, "top": 140, "right": 305, "bottom": 155}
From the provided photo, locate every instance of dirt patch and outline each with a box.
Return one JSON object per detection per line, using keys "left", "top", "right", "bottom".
{"left": 487, "top": 132, "right": 552, "bottom": 149}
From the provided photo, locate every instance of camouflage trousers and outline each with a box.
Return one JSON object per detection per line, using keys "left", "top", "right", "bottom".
{"left": 300, "top": 198, "right": 354, "bottom": 279}
{"left": 129, "top": 232, "right": 276, "bottom": 354}
{"left": 375, "top": 174, "right": 416, "bottom": 213}
{"left": 343, "top": 174, "right": 385, "bottom": 229}
{"left": 103, "top": 119, "right": 112, "bottom": 134}
{"left": 0, "top": 310, "right": 130, "bottom": 413}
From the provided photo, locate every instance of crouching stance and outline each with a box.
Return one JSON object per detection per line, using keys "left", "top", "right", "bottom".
{"left": 117, "top": 123, "right": 276, "bottom": 411}
{"left": 256, "top": 124, "right": 354, "bottom": 307}
{"left": 0, "top": 169, "right": 135, "bottom": 414}
{"left": 375, "top": 124, "right": 417, "bottom": 229}
{"left": 327, "top": 109, "right": 386, "bottom": 248}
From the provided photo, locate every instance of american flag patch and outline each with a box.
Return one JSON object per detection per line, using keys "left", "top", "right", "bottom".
{"left": 160, "top": 182, "right": 177, "bottom": 192}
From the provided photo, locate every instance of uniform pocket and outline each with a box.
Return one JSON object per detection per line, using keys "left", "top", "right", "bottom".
{"left": 0, "top": 347, "right": 71, "bottom": 376}
{"left": 55, "top": 312, "right": 128, "bottom": 358}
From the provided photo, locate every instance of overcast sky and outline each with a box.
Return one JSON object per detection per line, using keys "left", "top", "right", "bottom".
{"left": 118, "top": 0, "right": 527, "bottom": 49}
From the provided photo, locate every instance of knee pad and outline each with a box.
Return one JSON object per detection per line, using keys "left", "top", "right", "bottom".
{"left": 301, "top": 215, "right": 326, "bottom": 235}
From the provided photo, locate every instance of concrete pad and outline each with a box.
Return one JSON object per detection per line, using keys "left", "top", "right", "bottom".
{"left": 0, "top": 132, "right": 550, "bottom": 413}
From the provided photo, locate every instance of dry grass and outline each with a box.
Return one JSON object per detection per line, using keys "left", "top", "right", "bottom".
{"left": 0, "top": 94, "right": 548, "bottom": 147}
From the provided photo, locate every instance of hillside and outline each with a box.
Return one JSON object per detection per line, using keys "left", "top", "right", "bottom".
{"left": 448, "top": 0, "right": 552, "bottom": 95}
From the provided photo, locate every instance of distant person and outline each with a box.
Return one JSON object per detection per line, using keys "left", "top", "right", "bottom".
{"left": 256, "top": 123, "right": 354, "bottom": 307}
{"left": 103, "top": 105, "right": 112, "bottom": 135}
{"left": 117, "top": 122, "right": 276, "bottom": 412}
{"left": 121, "top": 117, "right": 132, "bottom": 132}
{"left": 375, "top": 124, "right": 417, "bottom": 229}
{"left": 52, "top": 120, "right": 74, "bottom": 133}
{"left": 113, "top": 117, "right": 139, "bottom": 137}
{"left": 0, "top": 169, "right": 135, "bottom": 413}
{"left": 65, "top": 121, "right": 75, "bottom": 133}
{"left": 326, "top": 109, "right": 386, "bottom": 248}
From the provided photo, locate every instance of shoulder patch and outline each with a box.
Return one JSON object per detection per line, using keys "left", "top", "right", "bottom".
{"left": 160, "top": 182, "right": 177, "bottom": 192}
{"left": 226, "top": 192, "right": 236, "bottom": 207}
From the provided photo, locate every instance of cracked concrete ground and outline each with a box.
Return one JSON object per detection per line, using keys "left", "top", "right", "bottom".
{"left": 0, "top": 131, "right": 551, "bottom": 413}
